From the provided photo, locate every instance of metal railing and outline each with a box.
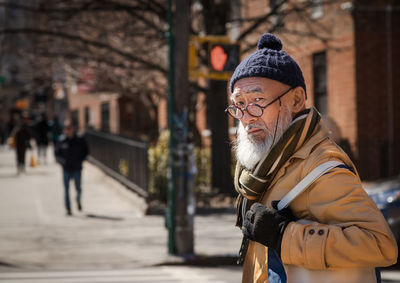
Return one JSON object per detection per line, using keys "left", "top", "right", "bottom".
{"left": 85, "top": 130, "right": 148, "bottom": 198}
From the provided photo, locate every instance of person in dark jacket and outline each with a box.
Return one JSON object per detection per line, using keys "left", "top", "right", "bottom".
{"left": 49, "top": 116, "right": 63, "bottom": 144}
{"left": 12, "top": 117, "right": 32, "bottom": 174}
{"left": 55, "top": 121, "right": 89, "bottom": 216}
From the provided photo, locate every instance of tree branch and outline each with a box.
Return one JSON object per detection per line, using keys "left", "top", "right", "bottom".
{"left": 237, "top": 0, "right": 289, "bottom": 41}
{"left": 237, "top": 0, "right": 340, "bottom": 42}
{"left": 0, "top": 28, "right": 167, "bottom": 74}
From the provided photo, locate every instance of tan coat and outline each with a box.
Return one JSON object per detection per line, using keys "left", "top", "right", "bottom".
{"left": 242, "top": 121, "right": 398, "bottom": 283}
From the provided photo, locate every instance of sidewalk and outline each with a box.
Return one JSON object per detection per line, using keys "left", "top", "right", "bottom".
{"left": 0, "top": 146, "right": 242, "bottom": 271}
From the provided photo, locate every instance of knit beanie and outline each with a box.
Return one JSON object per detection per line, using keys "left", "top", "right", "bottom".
{"left": 229, "top": 33, "right": 306, "bottom": 97}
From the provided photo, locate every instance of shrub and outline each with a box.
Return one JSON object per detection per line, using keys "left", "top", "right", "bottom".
{"left": 148, "top": 131, "right": 212, "bottom": 203}
{"left": 148, "top": 131, "right": 169, "bottom": 202}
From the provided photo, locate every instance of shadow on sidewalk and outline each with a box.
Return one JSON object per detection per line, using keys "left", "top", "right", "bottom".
{"left": 85, "top": 213, "right": 124, "bottom": 221}
{"left": 0, "top": 260, "right": 19, "bottom": 268}
{"left": 155, "top": 254, "right": 239, "bottom": 267}
{"left": 146, "top": 205, "right": 236, "bottom": 216}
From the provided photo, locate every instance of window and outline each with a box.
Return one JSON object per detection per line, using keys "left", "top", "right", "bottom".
{"left": 101, "top": 102, "right": 110, "bottom": 132}
{"left": 84, "top": 106, "right": 90, "bottom": 129}
{"left": 269, "top": 0, "right": 285, "bottom": 26}
{"left": 71, "top": 109, "right": 79, "bottom": 127}
{"left": 269, "top": 0, "right": 279, "bottom": 9}
{"left": 269, "top": 0, "right": 287, "bottom": 9}
{"left": 313, "top": 52, "right": 327, "bottom": 114}
{"left": 311, "top": 0, "right": 324, "bottom": 20}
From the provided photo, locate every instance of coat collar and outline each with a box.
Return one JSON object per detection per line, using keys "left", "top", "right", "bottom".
{"left": 290, "top": 119, "right": 331, "bottom": 160}
{"left": 263, "top": 115, "right": 331, "bottom": 190}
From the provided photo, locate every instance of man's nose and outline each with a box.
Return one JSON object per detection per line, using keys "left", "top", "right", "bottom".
{"left": 240, "top": 109, "right": 258, "bottom": 124}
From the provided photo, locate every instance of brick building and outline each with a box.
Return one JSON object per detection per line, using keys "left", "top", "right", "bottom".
{"left": 68, "top": 0, "right": 399, "bottom": 181}
{"left": 238, "top": 0, "right": 400, "bottom": 180}
{"left": 68, "top": 86, "right": 161, "bottom": 142}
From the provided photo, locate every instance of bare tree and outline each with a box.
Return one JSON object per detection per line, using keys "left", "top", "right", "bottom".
{"left": 0, "top": 0, "right": 169, "bottom": 141}
{"left": 0, "top": 0, "right": 343, "bottom": 193}
{"left": 0, "top": 0, "right": 341, "bottom": 137}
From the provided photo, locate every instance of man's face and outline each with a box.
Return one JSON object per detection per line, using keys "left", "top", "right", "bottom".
{"left": 64, "top": 124, "right": 75, "bottom": 138}
{"left": 231, "top": 77, "right": 293, "bottom": 169}
{"left": 231, "top": 77, "right": 292, "bottom": 142}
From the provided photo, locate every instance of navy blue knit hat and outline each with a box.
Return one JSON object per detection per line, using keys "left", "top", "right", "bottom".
{"left": 229, "top": 33, "right": 306, "bottom": 97}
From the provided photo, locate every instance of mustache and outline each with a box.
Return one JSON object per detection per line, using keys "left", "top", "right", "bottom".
{"left": 245, "top": 124, "right": 266, "bottom": 132}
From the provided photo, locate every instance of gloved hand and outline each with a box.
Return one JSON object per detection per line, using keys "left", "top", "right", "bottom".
{"left": 242, "top": 202, "right": 294, "bottom": 256}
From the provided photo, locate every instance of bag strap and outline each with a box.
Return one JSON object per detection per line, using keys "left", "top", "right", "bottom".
{"left": 277, "top": 161, "right": 343, "bottom": 211}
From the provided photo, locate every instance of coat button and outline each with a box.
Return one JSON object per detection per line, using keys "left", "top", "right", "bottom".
{"left": 318, "top": 229, "right": 324, "bottom": 235}
{"left": 309, "top": 229, "right": 315, "bottom": 235}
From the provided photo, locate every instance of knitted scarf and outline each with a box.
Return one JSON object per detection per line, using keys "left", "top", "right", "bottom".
{"left": 235, "top": 107, "right": 321, "bottom": 227}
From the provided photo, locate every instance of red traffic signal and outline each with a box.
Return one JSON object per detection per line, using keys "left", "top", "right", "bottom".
{"left": 209, "top": 43, "right": 240, "bottom": 72}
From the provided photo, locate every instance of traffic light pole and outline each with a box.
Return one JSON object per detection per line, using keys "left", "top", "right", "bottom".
{"left": 166, "top": 0, "right": 176, "bottom": 254}
{"left": 166, "top": 0, "right": 194, "bottom": 255}
{"left": 173, "top": 0, "right": 194, "bottom": 255}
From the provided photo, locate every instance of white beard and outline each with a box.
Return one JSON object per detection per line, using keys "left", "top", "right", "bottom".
{"left": 234, "top": 105, "right": 293, "bottom": 170}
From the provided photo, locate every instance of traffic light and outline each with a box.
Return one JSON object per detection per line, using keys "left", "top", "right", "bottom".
{"left": 189, "top": 36, "right": 240, "bottom": 80}
{"left": 209, "top": 43, "right": 240, "bottom": 73}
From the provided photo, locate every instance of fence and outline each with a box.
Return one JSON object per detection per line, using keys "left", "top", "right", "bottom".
{"left": 85, "top": 130, "right": 148, "bottom": 198}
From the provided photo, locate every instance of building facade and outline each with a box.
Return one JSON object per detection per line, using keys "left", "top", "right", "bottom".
{"left": 238, "top": 0, "right": 399, "bottom": 180}
{"left": 67, "top": 0, "right": 399, "bottom": 181}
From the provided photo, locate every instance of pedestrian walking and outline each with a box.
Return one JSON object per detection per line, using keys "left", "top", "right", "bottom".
{"left": 49, "top": 116, "right": 63, "bottom": 144}
{"left": 228, "top": 33, "right": 397, "bottom": 283}
{"left": 34, "top": 113, "right": 49, "bottom": 164}
{"left": 55, "top": 121, "right": 89, "bottom": 216}
{"left": 0, "top": 117, "right": 6, "bottom": 148}
{"left": 11, "top": 117, "right": 32, "bottom": 174}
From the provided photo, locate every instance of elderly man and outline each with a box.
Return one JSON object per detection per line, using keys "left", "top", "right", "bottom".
{"left": 227, "top": 33, "right": 397, "bottom": 283}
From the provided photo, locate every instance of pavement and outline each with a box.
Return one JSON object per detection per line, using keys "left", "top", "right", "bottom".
{"left": 1, "top": 145, "right": 400, "bottom": 283}
{"left": 0, "top": 146, "right": 243, "bottom": 282}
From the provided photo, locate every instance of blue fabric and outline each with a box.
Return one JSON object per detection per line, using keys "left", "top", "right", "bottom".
{"left": 375, "top": 267, "right": 381, "bottom": 283}
{"left": 63, "top": 170, "right": 82, "bottom": 212}
{"left": 268, "top": 248, "right": 287, "bottom": 283}
{"left": 334, "top": 164, "right": 355, "bottom": 174}
{"left": 229, "top": 33, "right": 306, "bottom": 96}
{"left": 268, "top": 268, "right": 283, "bottom": 283}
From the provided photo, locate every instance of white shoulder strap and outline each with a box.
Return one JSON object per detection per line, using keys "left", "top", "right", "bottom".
{"left": 277, "top": 161, "right": 343, "bottom": 211}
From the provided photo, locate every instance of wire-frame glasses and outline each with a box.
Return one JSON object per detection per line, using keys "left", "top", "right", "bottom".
{"left": 225, "top": 87, "right": 292, "bottom": 119}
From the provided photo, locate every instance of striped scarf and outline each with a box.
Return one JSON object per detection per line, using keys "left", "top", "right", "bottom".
{"left": 235, "top": 107, "right": 321, "bottom": 227}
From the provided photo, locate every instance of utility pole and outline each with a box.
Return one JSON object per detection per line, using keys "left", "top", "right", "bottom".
{"left": 166, "top": 0, "right": 194, "bottom": 255}
{"left": 166, "top": 0, "right": 176, "bottom": 254}
{"left": 173, "top": 0, "right": 194, "bottom": 255}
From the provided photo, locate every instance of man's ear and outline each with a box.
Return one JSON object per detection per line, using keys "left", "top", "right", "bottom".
{"left": 289, "top": 87, "right": 306, "bottom": 114}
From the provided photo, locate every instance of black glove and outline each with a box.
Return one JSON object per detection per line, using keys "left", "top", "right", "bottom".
{"left": 242, "top": 202, "right": 294, "bottom": 256}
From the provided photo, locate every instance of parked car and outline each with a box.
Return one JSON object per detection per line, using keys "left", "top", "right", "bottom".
{"left": 364, "top": 177, "right": 400, "bottom": 248}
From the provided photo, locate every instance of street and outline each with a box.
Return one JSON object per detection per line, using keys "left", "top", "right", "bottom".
{"left": 0, "top": 146, "right": 399, "bottom": 283}
{"left": 0, "top": 267, "right": 242, "bottom": 283}
{"left": 0, "top": 147, "right": 242, "bottom": 282}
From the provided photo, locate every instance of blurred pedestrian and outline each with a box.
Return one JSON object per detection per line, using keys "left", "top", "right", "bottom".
{"left": 34, "top": 113, "right": 49, "bottom": 164}
{"left": 11, "top": 117, "right": 32, "bottom": 174}
{"left": 6, "top": 115, "right": 17, "bottom": 140}
{"left": 228, "top": 33, "right": 397, "bottom": 282}
{"left": 0, "top": 117, "right": 6, "bottom": 148}
{"left": 49, "top": 116, "right": 62, "bottom": 144}
{"left": 55, "top": 121, "right": 89, "bottom": 216}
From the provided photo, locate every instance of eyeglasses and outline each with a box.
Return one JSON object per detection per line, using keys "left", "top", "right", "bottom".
{"left": 225, "top": 87, "right": 292, "bottom": 119}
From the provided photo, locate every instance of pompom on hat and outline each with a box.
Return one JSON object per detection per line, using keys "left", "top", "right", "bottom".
{"left": 229, "top": 33, "right": 306, "bottom": 97}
